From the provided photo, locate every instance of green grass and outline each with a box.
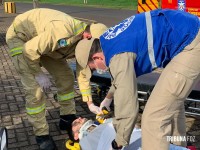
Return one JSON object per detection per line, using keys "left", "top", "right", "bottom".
{"left": 12, "top": 0, "right": 138, "bottom": 10}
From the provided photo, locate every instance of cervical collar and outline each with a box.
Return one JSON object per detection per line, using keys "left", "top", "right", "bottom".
{"left": 78, "top": 120, "right": 98, "bottom": 140}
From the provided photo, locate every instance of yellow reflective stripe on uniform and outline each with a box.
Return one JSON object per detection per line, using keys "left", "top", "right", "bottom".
{"left": 57, "top": 92, "right": 74, "bottom": 101}
{"left": 74, "top": 19, "right": 87, "bottom": 35}
{"left": 26, "top": 103, "right": 46, "bottom": 115}
{"left": 80, "top": 89, "right": 91, "bottom": 96}
{"left": 10, "top": 47, "right": 23, "bottom": 56}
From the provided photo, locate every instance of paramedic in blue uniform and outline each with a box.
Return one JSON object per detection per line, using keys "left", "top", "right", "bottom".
{"left": 75, "top": 9, "right": 200, "bottom": 150}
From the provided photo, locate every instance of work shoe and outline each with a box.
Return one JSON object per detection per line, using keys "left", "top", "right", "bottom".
{"left": 35, "top": 135, "right": 57, "bottom": 150}
{"left": 59, "top": 114, "right": 77, "bottom": 141}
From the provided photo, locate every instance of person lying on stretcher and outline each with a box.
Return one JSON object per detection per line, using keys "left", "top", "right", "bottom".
{"left": 70, "top": 110, "right": 190, "bottom": 150}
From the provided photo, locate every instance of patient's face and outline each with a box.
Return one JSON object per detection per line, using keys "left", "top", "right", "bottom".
{"left": 72, "top": 117, "right": 88, "bottom": 140}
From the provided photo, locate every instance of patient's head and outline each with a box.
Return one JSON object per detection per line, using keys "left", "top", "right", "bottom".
{"left": 72, "top": 117, "right": 88, "bottom": 140}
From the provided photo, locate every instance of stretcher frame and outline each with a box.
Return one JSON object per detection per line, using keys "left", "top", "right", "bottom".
{"left": 69, "top": 61, "right": 200, "bottom": 117}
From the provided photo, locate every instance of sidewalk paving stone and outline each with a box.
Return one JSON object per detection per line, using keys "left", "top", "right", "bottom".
{"left": 0, "top": 5, "right": 97, "bottom": 150}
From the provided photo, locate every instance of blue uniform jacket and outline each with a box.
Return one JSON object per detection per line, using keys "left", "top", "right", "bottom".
{"left": 100, "top": 9, "right": 200, "bottom": 77}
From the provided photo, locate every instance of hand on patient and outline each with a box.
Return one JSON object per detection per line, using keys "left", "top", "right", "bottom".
{"left": 88, "top": 103, "right": 102, "bottom": 114}
{"left": 100, "top": 97, "right": 112, "bottom": 111}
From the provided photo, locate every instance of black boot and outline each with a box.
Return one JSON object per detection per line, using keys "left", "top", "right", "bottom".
{"left": 35, "top": 135, "right": 57, "bottom": 150}
{"left": 59, "top": 114, "right": 77, "bottom": 141}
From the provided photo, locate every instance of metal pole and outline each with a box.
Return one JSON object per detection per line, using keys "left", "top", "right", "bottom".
{"left": 33, "top": 0, "right": 39, "bottom": 8}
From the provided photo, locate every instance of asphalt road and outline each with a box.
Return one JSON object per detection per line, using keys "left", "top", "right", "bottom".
{"left": 15, "top": 2, "right": 136, "bottom": 27}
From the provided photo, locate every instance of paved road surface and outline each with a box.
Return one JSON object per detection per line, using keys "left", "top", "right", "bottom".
{"left": 14, "top": 2, "right": 136, "bottom": 27}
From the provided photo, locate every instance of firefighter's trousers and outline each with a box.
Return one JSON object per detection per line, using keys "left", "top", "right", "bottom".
{"left": 6, "top": 25, "right": 76, "bottom": 136}
{"left": 142, "top": 30, "right": 200, "bottom": 150}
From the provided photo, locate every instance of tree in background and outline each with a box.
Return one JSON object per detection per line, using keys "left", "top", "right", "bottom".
{"left": 84, "top": 0, "right": 87, "bottom": 4}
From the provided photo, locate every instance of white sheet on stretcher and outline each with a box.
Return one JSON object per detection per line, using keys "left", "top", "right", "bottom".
{"left": 80, "top": 122, "right": 189, "bottom": 150}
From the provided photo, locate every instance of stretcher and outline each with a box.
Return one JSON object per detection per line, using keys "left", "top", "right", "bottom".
{"left": 68, "top": 61, "right": 200, "bottom": 117}
{"left": 65, "top": 122, "right": 194, "bottom": 150}
{"left": 65, "top": 107, "right": 196, "bottom": 150}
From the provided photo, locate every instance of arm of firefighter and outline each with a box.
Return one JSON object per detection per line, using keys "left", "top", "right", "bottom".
{"left": 23, "top": 22, "right": 82, "bottom": 62}
{"left": 76, "top": 62, "right": 93, "bottom": 102}
{"left": 110, "top": 52, "right": 139, "bottom": 147}
{"left": 23, "top": 22, "right": 82, "bottom": 74}
{"left": 76, "top": 62, "right": 102, "bottom": 114}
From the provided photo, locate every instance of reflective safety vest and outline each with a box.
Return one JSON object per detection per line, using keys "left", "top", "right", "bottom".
{"left": 100, "top": 9, "right": 200, "bottom": 77}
